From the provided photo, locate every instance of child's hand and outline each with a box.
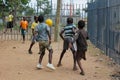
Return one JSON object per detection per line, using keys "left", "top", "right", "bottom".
{"left": 49, "top": 40, "right": 51, "bottom": 44}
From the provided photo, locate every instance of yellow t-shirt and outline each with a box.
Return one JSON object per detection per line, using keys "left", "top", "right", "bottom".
{"left": 8, "top": 14, "right": 13, "bottom": 22}
{"left": 31, "top": 22, "right": 38, "bottom": 29}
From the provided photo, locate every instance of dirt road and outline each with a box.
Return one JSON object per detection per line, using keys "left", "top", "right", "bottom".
{"left": 0, "top": 40, "right": 118, "bottom": 80}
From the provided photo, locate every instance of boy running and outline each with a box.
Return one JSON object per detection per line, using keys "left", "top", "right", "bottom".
{"left": 35, "top": 15, "right": 55, "bottom": 70}
{"left": 57, "top": 17, "right": 77, "bottom": 70}
{"left": 70, "top": 20, "right": 88, "bottom": 75}
{"left": 28, "top": 16, "right": 38, "bottom": 54}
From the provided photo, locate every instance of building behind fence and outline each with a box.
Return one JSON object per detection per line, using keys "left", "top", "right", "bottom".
{"left": 87, "top": 0, "right": 120, "bottom": 64}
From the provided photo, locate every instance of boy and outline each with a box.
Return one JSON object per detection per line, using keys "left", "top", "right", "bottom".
{"left": 35, "top": 15, "right": 55, "bottom": 70}
{"left": 20, "top": 17, "right": 28, "bottom": 43}
{"left": 57, "top": 17, "right": 77, "bottom": 70}
{"left": 70, "top": 20, "right": 88, "bottom": 75}
{"left": 4, "top": 12, "right": 14, "bottom": 33}
{"left": 28, "top": 16, "right": 38, "bottom": 54}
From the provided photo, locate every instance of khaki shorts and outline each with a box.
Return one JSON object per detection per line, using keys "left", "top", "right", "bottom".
{"left": 39, "top": 41, "right": 52, "bottom": 52}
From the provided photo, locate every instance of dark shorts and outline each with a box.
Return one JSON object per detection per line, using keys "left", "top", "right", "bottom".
{"left": 63, "top": 38, "right": 77, "bottom": 51}
{"left": 7, "top": 21, "right": 13, "bottom": 28}
{"left": 31, "top": 35, "right": 36, "bottom": 42}
{"left": 21, "top": 29, "right": 26, "bottom": 35}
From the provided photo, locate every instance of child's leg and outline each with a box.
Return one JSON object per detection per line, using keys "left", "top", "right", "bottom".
{"left": 57, "top": 39, "right": 69, "bottom": 67}
{"left": 71, "top": 49, "right": 77, "bottom": 71}
{"left": 83, "top": 51, "right": 86, "bottom": 60}
{"left": 21, "top": 29, "right": 25, "bottom": 43}
{"left": 57, "top": 49, "right": 66, "bottom": 67}
{"left": 70, "top": 42, "right": 77, "bottom": 70}
{"left": 48, "top": 49, "right": 53, "bottom": 64}
{"left": 28, "top": 41, "right": 35, "bottom": 54}
{"left": 46, "top": 44, "right": 55, "bottom": 70}
{"left": 39, "top": 47, "right": 45, "bottom": 64}
{"left": 10, "top": 28, "right": 12, "bottom": 33}
{"left": 28, "top": 36, "right": 36, "bottom": 54}
{"left": 76, "top": 56, "right": 85, "bottom": 75}
{"left": 23, "top": 34, "right": 25, "bottom": 42}
{"left": 4, "top": 28, "right": 7, "bottom": 33}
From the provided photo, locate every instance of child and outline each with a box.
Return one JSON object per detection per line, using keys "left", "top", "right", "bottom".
{"left": 57, "top": 17, "right": 77, "bottom": 70}
{"left": 35, "top": 15, "right": 55, "bottom": 70}
{"left": 20, "top": 17, "right": 28, "bottom": 43}
{"left": 70, "top": 20, "right": 88, "bottom": 75}
{"left": 28, "top": 16, "right": 38, "bottom": 54}
{"left": 4, "top": 12, "right": 14, "bottom": 33}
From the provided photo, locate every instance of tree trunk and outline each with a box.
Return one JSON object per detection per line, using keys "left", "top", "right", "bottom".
{"left": 54, "top": 0, "right": 61, "bottom": 42}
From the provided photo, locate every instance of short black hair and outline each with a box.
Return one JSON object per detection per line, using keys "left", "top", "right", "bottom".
{"left": 23, "top": 17, "right": 26, "bottom": 20}
{"left": 78, "top": 20, "right": 85, "bottom": 29}
{"left": 34, "top": 16, "right": 37, "bottom": 20}
{"left": 38, "top": 15, "right": 44, "bottom": 23}
{"left": 67, "top": 17, "right": 73, "bottom": 24}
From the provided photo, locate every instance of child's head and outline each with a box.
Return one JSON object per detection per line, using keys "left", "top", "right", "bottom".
{"left": 67, "top": 17, "right": 73, "bottom": 24}
{"left": 23, "top": 17, "right": 26, "bottom": 21}
{"left": 34, "top": 16, "right": 38, "bottom": 22}
{"left": 78, "top": 20, "right": 85, "bottom": 29}
{"left": 38, "top": 15, "right": 44, "bottom": 23}
{"left": 9, "top": 11, "right": 12, "bottom": 14}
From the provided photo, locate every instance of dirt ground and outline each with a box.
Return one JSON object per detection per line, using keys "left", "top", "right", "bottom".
{"left": 0, "top": 40, "right": 119, "bottom": 80}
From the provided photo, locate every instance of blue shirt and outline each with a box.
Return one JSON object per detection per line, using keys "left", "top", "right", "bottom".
{"left": 35, "top": 23, "right": 50, "bottom": 41}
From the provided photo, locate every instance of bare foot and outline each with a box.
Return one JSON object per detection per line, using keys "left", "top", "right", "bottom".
{"left": 57, "top": 63, "right": 62, "bottom": 67}
{"left": 73, "top": 66, "right": 78, "bottom": 71}
{"left": 80, "top": 72, "right": 85, "bottom": 75}
{"left": 28, "top": 50, "right": 32, "bottom": 54}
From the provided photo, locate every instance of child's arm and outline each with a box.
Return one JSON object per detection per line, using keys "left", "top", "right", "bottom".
{"left": 47, "top": 30, "right": 51, "bottom": 44}
{"left": 26, "top": 21, "right": 29, "bottom": 32}
{"left": 72, "top": 30, "right": 80, "bottom": 42}
{"left": 31, "top": 22, "right": 35, "bottom": 35}
{"left": 32, "top": 29, "right": 35, "bottom": 36}
{"left": 19, "top": 22, "right": 22, "bottom": 32}
{"left": 59, "top": 29, "right": 65, "bottom": 40}
{"left": 46, "top": 26, "right": 51, "bottom": 44}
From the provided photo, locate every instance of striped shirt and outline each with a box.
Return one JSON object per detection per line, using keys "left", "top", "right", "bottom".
{"left": 63, "top": 24, "right": 76, "bottom": 38}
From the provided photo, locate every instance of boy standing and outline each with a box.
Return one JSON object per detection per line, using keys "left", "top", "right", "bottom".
{"left": 57, "top": 17, "right": 77, "bottom": 70}
{"left": 4, "top": 12, "right": 14, "bottom": 33}
{"left": 35, "top": 15, "right": 55, "bottom": 70}
{"left": 20, "top": 17, "right": 28, "bottom": 43}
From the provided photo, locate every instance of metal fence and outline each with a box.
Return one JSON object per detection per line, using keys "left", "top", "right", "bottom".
{"left": 87, "top": 0, "right": 120, "bottom": 64}
{"left": 0, "top": 3, "right": 87, "bottom": 41}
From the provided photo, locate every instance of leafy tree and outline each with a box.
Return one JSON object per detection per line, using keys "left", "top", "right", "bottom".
{"left": 0, "top": 0, "right": 30, "bottom": 26}
{"left": 36, "top": 0, "right": 52, "bottom": 15}
{"left": 23, "top": 6, "right": 35, "bottom": 16}
{"left": 0, "top": 0, "right": 8, "bottom": 26}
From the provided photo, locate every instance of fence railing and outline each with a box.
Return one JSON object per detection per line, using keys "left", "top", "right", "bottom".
{"left": 0, "top": 3, "right": 87, "bottom": 41}
{"left": 87, "top": 0, "right": 120, "bottom": 64}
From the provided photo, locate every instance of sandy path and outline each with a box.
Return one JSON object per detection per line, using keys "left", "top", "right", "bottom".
{"left": 0, "top": 40, "right": 117, "bottom": 80}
